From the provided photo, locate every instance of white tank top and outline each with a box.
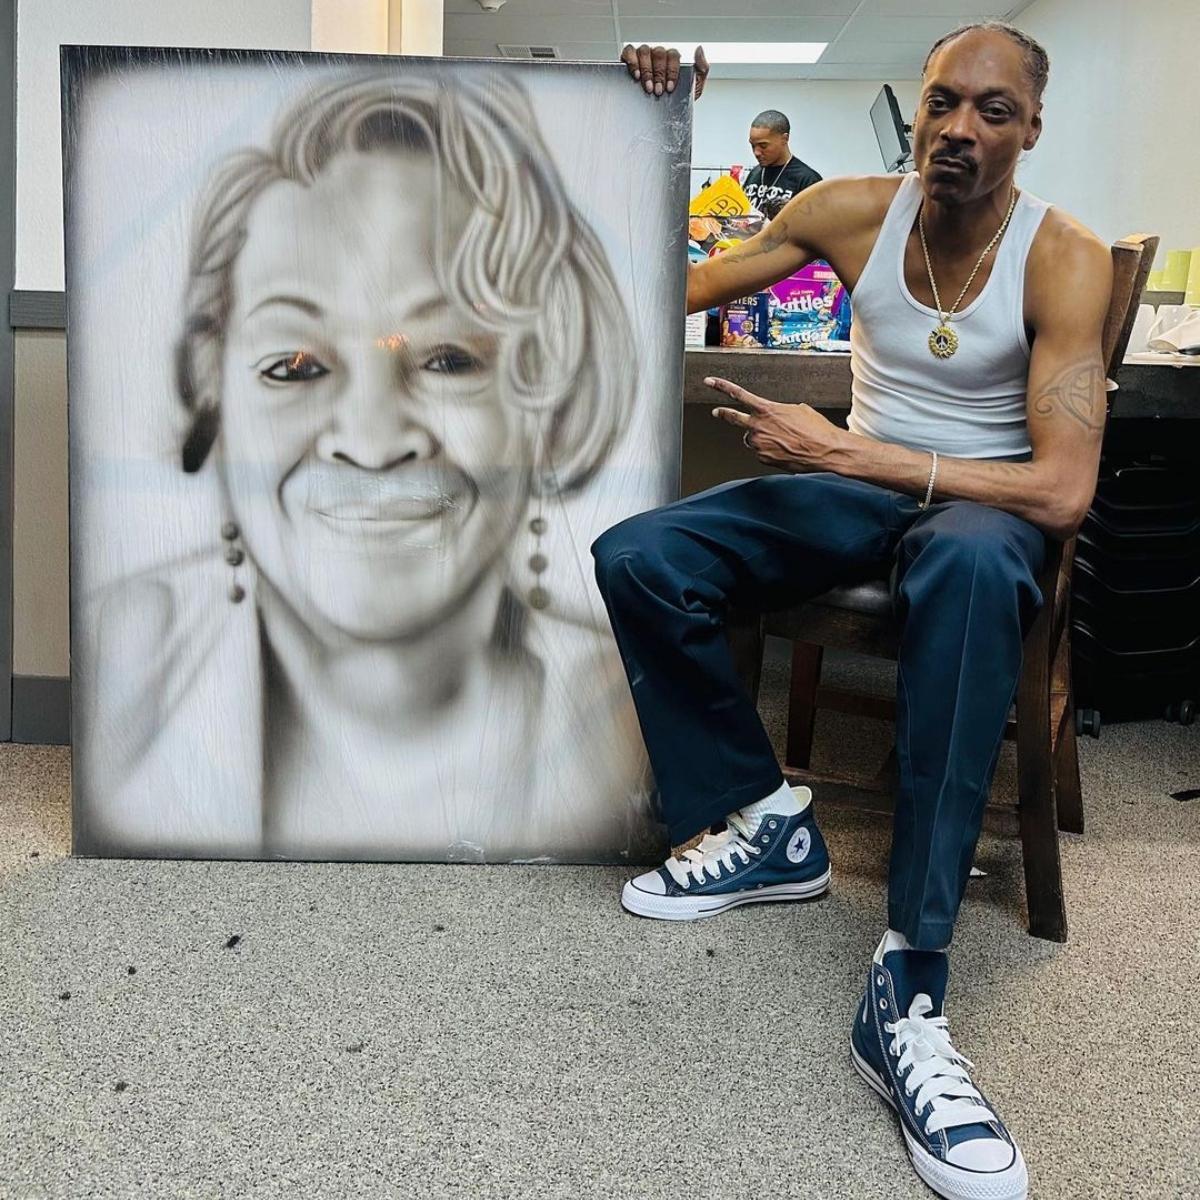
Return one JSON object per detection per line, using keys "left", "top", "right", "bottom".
{"left": 847, "top": 172, "right": 1050, "bottom": 459}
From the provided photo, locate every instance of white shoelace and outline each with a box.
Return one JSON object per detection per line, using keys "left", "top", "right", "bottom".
{"left": 663, "top": 813, "right": 761, "bottom": 888}
{"left": 886, "top": 994, "right": 998, "bottom": 1136}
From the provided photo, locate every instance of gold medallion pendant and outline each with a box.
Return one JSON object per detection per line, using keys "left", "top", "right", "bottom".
{"left": 928, "top": 323, "right": 959, "bottom": 359}
{"left": 918, "top": 184, "right": 1017, "bottom": 365}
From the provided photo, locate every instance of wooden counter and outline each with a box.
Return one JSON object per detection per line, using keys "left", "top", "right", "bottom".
{"left": 683, "top": 347, "right": 1200, "bottom": 419}
{"left": 684, "top": 348, "right": 852, "bottom": 412}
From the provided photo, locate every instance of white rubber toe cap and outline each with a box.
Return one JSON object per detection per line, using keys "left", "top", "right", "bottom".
{"left": 946, "top": 1137, "right": 1016, "bottom": 1172}
{"left": 628, "top": 869, "right": 666, "bottom": 895}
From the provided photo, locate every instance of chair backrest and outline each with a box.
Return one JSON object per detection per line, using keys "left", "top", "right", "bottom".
{"left": 1050, "top": 234, "right": 1160, "bottom": 612}
{"left": 1103, "top": 234, "right": 1160, "bottom": 376}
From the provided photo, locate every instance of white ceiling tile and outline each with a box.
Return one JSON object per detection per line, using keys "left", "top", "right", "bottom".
{"left": 444, "top": 40, "right": 623, "bottom": 62}
{"left": 555, "top": 44, "right": 633, "bottom": 61}
{"left": 822, "top": 40, "right": 933, "bottom": 67}
{"left": 444, "top": 15, "right": 617, "bottom": 43}
{"left": 615, "top": 17, "right": 847, "bottom": 43}
{"left": 864, "top": 0, "right": 1013, "bottom": 16}
{"left": 706, "top": 61, "right": 922, "bottom": 81}
{"left": 444, "top": 0, "right": 611, "bottom": 13}
{"left": 849, "top": 15, "right": 990, "bottom": 43}
{"left": 443, "top": 40, "right": 512, "bottom": 57}
{"left": 617, "top": 0, "right": 856, "bottom": 17}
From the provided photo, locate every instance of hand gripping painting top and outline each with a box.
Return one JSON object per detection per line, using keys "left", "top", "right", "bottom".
{"left": 62, "top": 46, "right": 691, "bottom": 862}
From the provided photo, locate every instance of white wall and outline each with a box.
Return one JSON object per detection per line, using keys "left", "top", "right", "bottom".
{"left": 1016, "top": 0, "right": 1200, "bottom": 261}
{"left": 15, "top": 0, "right": 313, "bottom": 290}
{"left": 693, "top": 78, "right": 922, "bottom": 182}
{"left": 312, "top": 0, "right": 388, "bottom": 53}
{"left": 388, "top": 0, "right": 443, "bottom": 55}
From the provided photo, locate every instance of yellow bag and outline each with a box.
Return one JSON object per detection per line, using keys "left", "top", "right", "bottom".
{"left": 689, "top": 174, "right": 751, "bottom": 218}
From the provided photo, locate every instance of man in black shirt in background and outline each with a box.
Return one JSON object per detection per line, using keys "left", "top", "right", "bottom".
{"left": 741, "top": 109, "right": 822, "bottom": 218}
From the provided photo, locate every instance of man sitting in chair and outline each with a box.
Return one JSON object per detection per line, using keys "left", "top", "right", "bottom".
{"left": 602, "top": 24, "right": 1111, "bottom": 1200}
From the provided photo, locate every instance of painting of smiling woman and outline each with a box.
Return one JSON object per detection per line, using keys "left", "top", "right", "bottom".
{"left": 64, "top": 51, "right": 690, "bottom": 861}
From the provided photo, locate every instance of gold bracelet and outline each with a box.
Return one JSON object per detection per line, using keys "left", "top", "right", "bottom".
{"left": 919, "top": 450, "right": 939, "bottom": 510}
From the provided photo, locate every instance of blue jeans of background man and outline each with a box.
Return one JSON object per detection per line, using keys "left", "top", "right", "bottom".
{"left": 591, "top": 473, "right": 1046, "bottom": 951}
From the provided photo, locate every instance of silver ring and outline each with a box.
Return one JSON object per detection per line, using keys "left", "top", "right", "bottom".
{"left": 742, "top": 429, "right": 753, "bottom": 448}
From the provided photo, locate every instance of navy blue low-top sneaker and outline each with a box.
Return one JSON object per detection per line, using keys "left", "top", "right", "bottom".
{"left": 621, "top": 786, "right": 831, "bottom": 920}
{"left": 850, "top": 934, "right": 1028, "bottom": 1200}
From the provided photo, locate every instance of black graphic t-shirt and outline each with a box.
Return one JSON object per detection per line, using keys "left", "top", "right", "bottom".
{"left": 742, "top": 157, "right": 822, "bottom": 219}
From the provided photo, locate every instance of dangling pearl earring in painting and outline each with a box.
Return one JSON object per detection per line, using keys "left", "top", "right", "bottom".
{"left": 221, "top": 520, "right": 246, "bottom": 604}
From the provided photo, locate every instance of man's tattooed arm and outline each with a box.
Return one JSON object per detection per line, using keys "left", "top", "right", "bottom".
{"left": 815, "top": 213, "right": 1112, "bottom": 538}
{"left": 729, "top": 216, "right": 791, "bottom": 260}
{"left": 726, "top": 190, "right": 820, "bottom": 261}
{"left": 1030, "top": 357, "right": 1108, "bottom": 433}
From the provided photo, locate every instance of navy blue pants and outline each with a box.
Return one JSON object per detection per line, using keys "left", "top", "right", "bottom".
{"left": 592, "top": 473, "right": 1046, "bottom": 949}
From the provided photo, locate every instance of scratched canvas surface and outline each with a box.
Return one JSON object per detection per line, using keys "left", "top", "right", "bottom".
{"left": 63, "top": 46, "right": 691, "bottom": 862}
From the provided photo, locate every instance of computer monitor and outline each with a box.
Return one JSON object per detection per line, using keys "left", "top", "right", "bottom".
{"left": 870, "top": 84, "right": 912, "bottom": 173}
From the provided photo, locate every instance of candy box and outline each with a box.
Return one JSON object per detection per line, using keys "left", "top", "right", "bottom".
{"left": 766, "top": 262, "right": 851, "bottom": 349}
{"left": 720, "top": 293, "right": 768, "bottom": 348}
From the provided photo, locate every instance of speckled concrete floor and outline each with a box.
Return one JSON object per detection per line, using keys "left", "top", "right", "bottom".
{"left": 2, "top": 649, "right": 1198, "bottom": 1200}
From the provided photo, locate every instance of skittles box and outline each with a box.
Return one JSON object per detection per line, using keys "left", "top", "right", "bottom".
{"left": 766, "top": 261, "right": 851, "bottom": 349}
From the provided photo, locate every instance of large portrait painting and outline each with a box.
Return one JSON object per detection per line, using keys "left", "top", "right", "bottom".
{"left": 62, "top": 46, "right": 691, "bottom": 862}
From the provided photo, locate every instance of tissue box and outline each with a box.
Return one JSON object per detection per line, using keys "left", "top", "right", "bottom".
{"left": 766, "top": 262, "right": 851, "bottom": 349}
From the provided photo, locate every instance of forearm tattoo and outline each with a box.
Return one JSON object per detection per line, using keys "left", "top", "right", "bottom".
{"left": 734, "top": 192, "right": 820, "bottom": 260}
{"left": 736, "top": 217, "right": 791, "bottom": 260}
{"left": 1031, "top": 359, "right": 1107, "bottom": 433}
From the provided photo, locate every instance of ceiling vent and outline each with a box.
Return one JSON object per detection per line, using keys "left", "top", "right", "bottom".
{"left": 498, "top": 45, "right": 561, "bottom": 60}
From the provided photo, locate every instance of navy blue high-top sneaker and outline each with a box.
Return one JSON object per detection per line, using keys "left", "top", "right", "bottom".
{"left": 850, "top": 933, "right": 1028, "bottom": 1200}
{"left": 621, "top": 786, "right": 831, "bottom": 920}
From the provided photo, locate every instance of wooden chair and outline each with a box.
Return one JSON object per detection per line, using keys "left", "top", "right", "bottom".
{"left": 729, "top": 234, "right": 1159, "bottom": 942}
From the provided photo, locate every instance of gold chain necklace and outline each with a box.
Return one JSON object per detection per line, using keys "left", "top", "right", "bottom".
{"left": 918, "top": 185, "right": 1017, "bottom": 359}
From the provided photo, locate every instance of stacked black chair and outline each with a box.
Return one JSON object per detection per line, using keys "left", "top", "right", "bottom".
{"left": 1072, "top": 425, "right": 1200, "bottom": 727}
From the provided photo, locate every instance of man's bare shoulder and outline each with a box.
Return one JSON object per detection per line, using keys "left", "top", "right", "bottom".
{"left": 777, "top": 174, "right": 901, "bottom": 253}
{"left": 786, "top": 174, "right": 899, "bottom": 225}
{"left": 1027, "top": 207, "right": 1108, "bottom": 328}
{"left": 1028, "top": 206, "right": 1112, "bottom": 295}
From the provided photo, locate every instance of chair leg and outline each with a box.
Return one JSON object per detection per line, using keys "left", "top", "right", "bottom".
{"left": 1051, "top": 632, "right": 1085, "bottom": 836}
{"left": 785, "top": 642, "right": 824, "bottom": 769}
{"left": 1055, "top": 702, "right": 1085, "bottom": 835}
{"left": 1016, "top": 632, "right": 1068, "bottom": 943}
{"left": 726, "top": 612, "right": 766, "bottom": 703}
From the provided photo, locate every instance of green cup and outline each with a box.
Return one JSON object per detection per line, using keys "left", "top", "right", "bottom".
{"left": 1185, "top": 249, "right": 1200, "bottom": 307}
{"left": 1160, "top": 249, "right": 1193, "bottom": 291}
